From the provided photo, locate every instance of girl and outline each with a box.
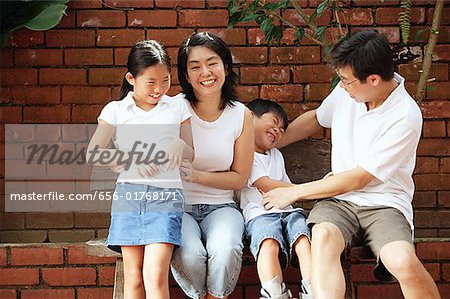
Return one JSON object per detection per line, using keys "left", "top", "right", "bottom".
{"left": 87, "top": 40, "right": 193, "bottom": 299}
{"left": 170, "top": 32, "right": 254, "bottom": 299}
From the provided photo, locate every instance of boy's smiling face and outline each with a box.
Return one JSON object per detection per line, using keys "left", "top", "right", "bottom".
{"left": 253, "top": 112, "right": 286, "bottom": 153}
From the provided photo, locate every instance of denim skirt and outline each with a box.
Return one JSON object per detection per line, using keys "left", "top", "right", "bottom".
{"left": 107, "top": 182, "right": 184, "bottom": 253}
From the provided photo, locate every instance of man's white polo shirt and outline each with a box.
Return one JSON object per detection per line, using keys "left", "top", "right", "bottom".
{"left": 316, "top": 73, "right": 422, "bottom": 230}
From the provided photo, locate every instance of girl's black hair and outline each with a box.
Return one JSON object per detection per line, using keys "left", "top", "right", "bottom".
{"left": 247, "top": 98, "right": 289, "bottom": 130}
{"left": 119, "top": 40, "right": 171, "bottom": 100}
{"left": 177, "top": 32, "right": 239, "bottom": 110}
{"left": 330, "top": 30, "right": 394, "bottom": 82}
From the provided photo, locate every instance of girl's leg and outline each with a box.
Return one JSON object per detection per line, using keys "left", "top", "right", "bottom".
{"left": 257, "top": 239, "right": 283, "bottom": 283}
{"left": 293, "top": 235, "right": 312, "bottom": 279}
{"left": 143, "top": 243, "right": 174, "bottom": 299}
{"left": 122, "top": 246, "right": 145, "bottom": 299}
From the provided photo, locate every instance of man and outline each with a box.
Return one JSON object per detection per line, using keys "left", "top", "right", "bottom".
{"left": 263, "top": 30, "right": 441, "bottom": 299}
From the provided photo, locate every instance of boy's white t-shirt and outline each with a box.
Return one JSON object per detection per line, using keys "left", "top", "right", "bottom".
{"left": 316, "top": 73, "right": 422, "bottom": 230}
{"left": 240, "top": 147, "right": 303, "bottom": 223}
{"left": 97, "top": 91, "right": 191, "bottom": 189}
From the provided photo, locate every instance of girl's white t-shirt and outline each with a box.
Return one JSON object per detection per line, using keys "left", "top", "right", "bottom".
{"left": 97, "top": 91, "right": 191, "bottom": 189}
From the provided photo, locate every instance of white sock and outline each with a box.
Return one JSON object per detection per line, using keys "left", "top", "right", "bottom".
{"left": 262, "top": 276, "right": 283, "bottom": 297}
{"left": 301, "top": 278, "right": 313, "bottom": 294}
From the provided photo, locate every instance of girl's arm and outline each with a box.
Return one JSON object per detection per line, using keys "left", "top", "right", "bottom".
{"left": 86, "top": 120, "right": 126, "bottom": 166}
{"left": 185, "top": 108, "right": 254, "bottom": 190}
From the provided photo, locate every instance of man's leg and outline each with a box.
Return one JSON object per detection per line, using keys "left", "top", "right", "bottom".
{"left": 311, "top": 222, "right": 346, "bottom": 299}
{"left": 380, "top": 241, "right": 440, "bottom": 299}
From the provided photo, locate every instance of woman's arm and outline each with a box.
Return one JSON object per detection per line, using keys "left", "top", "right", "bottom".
{"left": 180, "top": 118, "right": 194, "bottom": 161}
{"left": 184, "top": 107, "right": 255, "bottom": 190}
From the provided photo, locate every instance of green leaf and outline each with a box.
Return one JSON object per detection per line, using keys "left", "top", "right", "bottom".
{"left": 241, "top": 13, "right": 259, "bottom": 23}
{"left": 24, "top": 4, "right": 68, "bottom": 31}
{"left": 317, "top": 0, "right": 330, "bottom": 17}
{"left": 272, "top": 26, "right": 284, "bottom": 44}
{"left": 426, "top": 86, "right": 436, "bottom": 92}
{"left": 295, "top": 28, "right": 305, "bottom": 43}
{"left": 330, "top": 74, "right": 340, "bottom": 90}
{"left": 316, "top": 26, "right": 327, "bottom": 40}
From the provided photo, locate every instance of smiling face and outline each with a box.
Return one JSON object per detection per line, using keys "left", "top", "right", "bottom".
{"left": 186, "top": 46, "right": 226, "bottom": 102}
{"left": 337, "top": 65, "right": 382, "bottom": 105}
{"left": 253, "top": 112, "right": 286, "bottom": 153}
{"left": 126, "top": 63, "right": 171, "bottom": 109}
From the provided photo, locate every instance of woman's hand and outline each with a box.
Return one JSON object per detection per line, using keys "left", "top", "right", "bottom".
{"left": 180, "top": 159, "right": 200, "bottom": 183}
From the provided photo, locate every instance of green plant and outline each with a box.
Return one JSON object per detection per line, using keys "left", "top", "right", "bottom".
{"left": 399, "top": 0, "right": 412, "bottom": 44}
{"left": 0, "top": 0, "right": 70, "bottom": 48}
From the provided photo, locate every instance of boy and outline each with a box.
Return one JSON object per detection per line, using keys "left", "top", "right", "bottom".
{"left": 241, "top": 99, "right": 313, "bottom": 299}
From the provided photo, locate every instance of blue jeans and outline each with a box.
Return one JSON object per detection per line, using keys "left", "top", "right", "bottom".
{"left": 170, "top": 203, "right": 244, "bottom": 299}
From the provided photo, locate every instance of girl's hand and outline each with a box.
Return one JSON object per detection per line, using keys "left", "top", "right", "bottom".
{"left": 163, "top": 138, "right": 186, "bottom": 171}
{"left": 180, "top": 159, "right": 199, "bottom": 183}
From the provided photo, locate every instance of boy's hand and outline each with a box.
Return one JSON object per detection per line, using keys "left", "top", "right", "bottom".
{"left": 262, "top": 186, "right": 299, "bottom": 210}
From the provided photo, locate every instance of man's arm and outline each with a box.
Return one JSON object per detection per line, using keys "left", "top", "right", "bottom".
{"left": 262, "top": 166, "right": 375, "bottom": 210}
{"left": 277, "top": 109, "right": 323, "bottom": 148}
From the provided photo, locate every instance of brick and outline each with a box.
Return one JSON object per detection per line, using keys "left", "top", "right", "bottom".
{"left": 56, "top": 10, "right": 75, "bottom": 28}
{"left": 99, "top": 266, "right": 115, "bottom": 286}
{"left": 69, "top": 0, "right": 102, "bottom": 8}
{"left": 434, "top": 44, "right": 450, "bottom": 61}
{"left": 398, "top": 63, "right": 449, "bottom": 82}
{"left": 342, "top": 8, "right": 374, "bottom": 25}
{"left": 8, "top": 30, "right": 44, "bottom": 47}
{"left": 410, "top": 26, "right": 450, "bottom": 43}
{"left": 128, "top": 10, "right": 177, "bottom": 27}
{"left": 147, "top": 29, "right": 194, "bottom": 47}
{"left": 71, "top": 105, "right": 104, "bottom": 123}
{"left": 414, "top": 157, "right": 439, "bottom": 174}
{"left": 0, "top": 230, "right": 47, "bottom": 243}
{"left": 293, "top": 65, "right": 334, "bottom": 83}
{"left": 96, "top": 29, "right": 145, "bottom": 47}
{"left": 423, "top": 121, "right": 446, "bottom": 138}
{"left": 74, "top": 212, "right": 110, "bottom": 228}
{"left": 179, "top": 10, "right": 229, "bottom": 27}
{"left": 0, "top": 248, "right": 6, "bottom": 266}
{"left": 62, "top": 86, "right": 111, "bottom": 104}
{"left": 444, "top": 263, "right": 450, "bottom": 281}
{"left": 283, "top": 9, "right": 331, "bottom": 27}
{"left": 78, "top": 288, "right": 114, "bottom": 299}
{"left": 0, "top": 69, "right": 37, "bottom": 86}
{"left": 351, "top": 263, "right": 377, "bottom": 282}
{"left": 15, "top": 49, "right": 62, "bottom": 66}
{"left": 357, "top": 285, "right": 402, "bottom": 299}
{"left": 260, "top": 85, "right": 303, "bottom": 102}
{"left": 0, "top": 212, "right": 25, "bottom": 230}
{"left": 428, "top": 7, "right": 450, "bottom": 26}
{"left": 353, "top": 0, "right": 399, "bottom": 5}
{"left": 21, "top": 289, "right": 75, "bottom": 299}
{"left": 231, "top": 47, "right": 267, "bottom": 64}
{"left": 0, "top": 289, "right": 16, "bottom": 299}
{"left": 0, "top": 49, "right": 12, "bottom": 67}
{"left": 0, "top": 268, "right": 39, "bottom": 286}
{"left": 46, "top": 30, "right": 95, "bottom": 47}
{"left": 42, "top": 267, "right": 96, "bottom": 286}
{"left": 24, "top": 107, "right": 70, "bottom": 123}
{"left": 351, "top": 27, "right": 400, "bottom": 43}
{"left": 417, "top": 139, "right": 450, "bottom": 156}
{"left": 304, "top": 83, "right": 331, "bottom": 101}
{"left": 439, "top": 191, "right": 450, "bottom": 207}
{"left": 417, "top": 242, "right": 450, "bottom": 260}
{"left": 376, "top": 7, "right": 426, "bottom": 25}
{"left": 10, "top": 247, "right": 63, "bottom": 266}
{"left": 237, "top": 85, "right": 259, "bottom": 102}
{"left": 413, "top": 191, "right": 436, "bottom": 208}
{"left": 34, "top": 124, "right": 61, "bottom": 141}
{"left": 67, "top": 244, "right": 116, "bottom": 264}
{"left": 414, "top": 174, "right": 450, "bottom": 191}
{"left": 40, "top": 69, "right": 87, "bottom": 85}
{"left": 48, "top": 230, "right": 95, "bottom": 242}
{"left": 155, "top": 0, "right": 205, "bottom": 8}
{"left": 65, "top": 49, "right": 113, "bottom": 66}
{"left": 26, "top": 212, "right": 74, "bottom": 229}
{"left": 270, "top": 46, "right": 321, "bottom": 64}
{"left": 427, "top": 82, "right": 450, "bottom": 100}
{"left": 89, "top": 68, "right": 127, "bottom": 85}
{"left": 415, "top": 228, "right": 438, "bottom": 238}
{"left": 241, "top": 67, "right": 290, "bottom": 84}
{"left": 0, "top": 107, "right": 22, "bottom": 123}
{"left": 114, "top": 48, "right": 129, "bottom": 66}
{"left": 207, "top": 0, "right": 228, "bottom": 7}
{"left": 200, "top": 28, "right": 247, "bottom": 46}
{"left": 420, "top": 101, "right": 450, "bottom": 119}
{"left": 237, "top": 265, "right": 260, "bottom": 285}
{"left": 0, "top": 87, "right": 11, "bottom": 104}
{"left": 441, "top": 158, "right": 450, "bottom": 173}
{"left": 78, "top": 10, "right": 126, "bottom": 27}
{"left": 415, "top": 210, "right": 450, "bottom": 229}
{"left": 11, "top": 87, "right": 60, "bottom": 104}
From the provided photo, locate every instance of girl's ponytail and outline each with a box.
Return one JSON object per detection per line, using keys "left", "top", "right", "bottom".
{"left": 119, "top": 75, "right": 133, "bottom": 100}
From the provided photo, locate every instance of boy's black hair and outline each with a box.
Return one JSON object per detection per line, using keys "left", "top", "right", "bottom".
{"left": 330, "top": 30, "right": 394, "bottom": 82}
{"left": 177, "top": 32, "right": 239, "bottom": 110}
{"left": 247, "top": 98, "right": 289, "bottom": 130}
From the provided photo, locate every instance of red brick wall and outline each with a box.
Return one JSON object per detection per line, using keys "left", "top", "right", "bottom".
{"left": 0, "top": 0, "right": 449, "bottom": 241}
{"left": 0, "top": 242, "right": 449, "bottom": 298}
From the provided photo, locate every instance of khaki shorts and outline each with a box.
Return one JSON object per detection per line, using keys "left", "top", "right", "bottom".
{"left": 307, "top": 198, "right": 413, "bottom": 282}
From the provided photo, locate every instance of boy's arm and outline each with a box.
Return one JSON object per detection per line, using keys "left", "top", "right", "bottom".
{"left": 252, "top": 176, "right": 294, "bottom": 193}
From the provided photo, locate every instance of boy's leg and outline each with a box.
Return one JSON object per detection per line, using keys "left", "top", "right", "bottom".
{"left": 258, "top": 238, "right": 283, "bottom": 283}
{"left": 143, "top": 243, "right": 174, "bottom": 299}
{"left": 121, "top": 246, "right": 145, "bottom": 299}
{"left": 360, "top": 207, "right": 441, "bottom": 299}
{"left": 307, "top": 199, "right": 360, "bottom": 299}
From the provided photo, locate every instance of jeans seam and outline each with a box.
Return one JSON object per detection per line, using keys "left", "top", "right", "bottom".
{"left": 171, "top": 255, "right": 206, "bottom": 299}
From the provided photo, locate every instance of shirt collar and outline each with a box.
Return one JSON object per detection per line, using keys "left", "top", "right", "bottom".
{"left": 371, "top": 72, "right": 405, "bottom": 114}
{"left": 122, "top": 91, "right": 168, "bottom": 111}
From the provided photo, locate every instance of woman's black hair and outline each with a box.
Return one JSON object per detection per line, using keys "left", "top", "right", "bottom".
{"left": 177, "top": 32, "right": 239, "bottom": 110}
{"left": 247, "top": 98, "right": 289, "bottom": 130}
{"left": 119, "top": 40, "right": 171, "bottom": 100}
{"left": 330, "top": 30, "right": 394, "bottom": 82}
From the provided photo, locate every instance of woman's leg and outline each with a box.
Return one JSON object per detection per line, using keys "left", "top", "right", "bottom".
{"left": 201, "top": 206, "right": 244, "bottom": 299}
{"left": 122, "top": 246, "right": 145, "bottom": 299}
{"left": 171, "top": 213, "right": 208, "bottom": 299}
{"left": 143, "top": 243, "right": 174, "bottom": 299}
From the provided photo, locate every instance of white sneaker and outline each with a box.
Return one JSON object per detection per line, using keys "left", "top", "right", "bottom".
{"left": 260, "top": 282, "right": 293, "bottom": 299}
{"left": 299, "top": 279, "right": 314, "bottom": 299}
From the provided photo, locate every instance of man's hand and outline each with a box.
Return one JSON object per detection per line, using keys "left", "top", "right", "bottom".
{"left": 262, "top": 186, "right": 299, "bottom": 210}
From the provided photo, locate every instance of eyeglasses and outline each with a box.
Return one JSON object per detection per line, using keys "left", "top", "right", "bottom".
{"left": 341, "top": 78, "right": 359, "bottom": 89}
